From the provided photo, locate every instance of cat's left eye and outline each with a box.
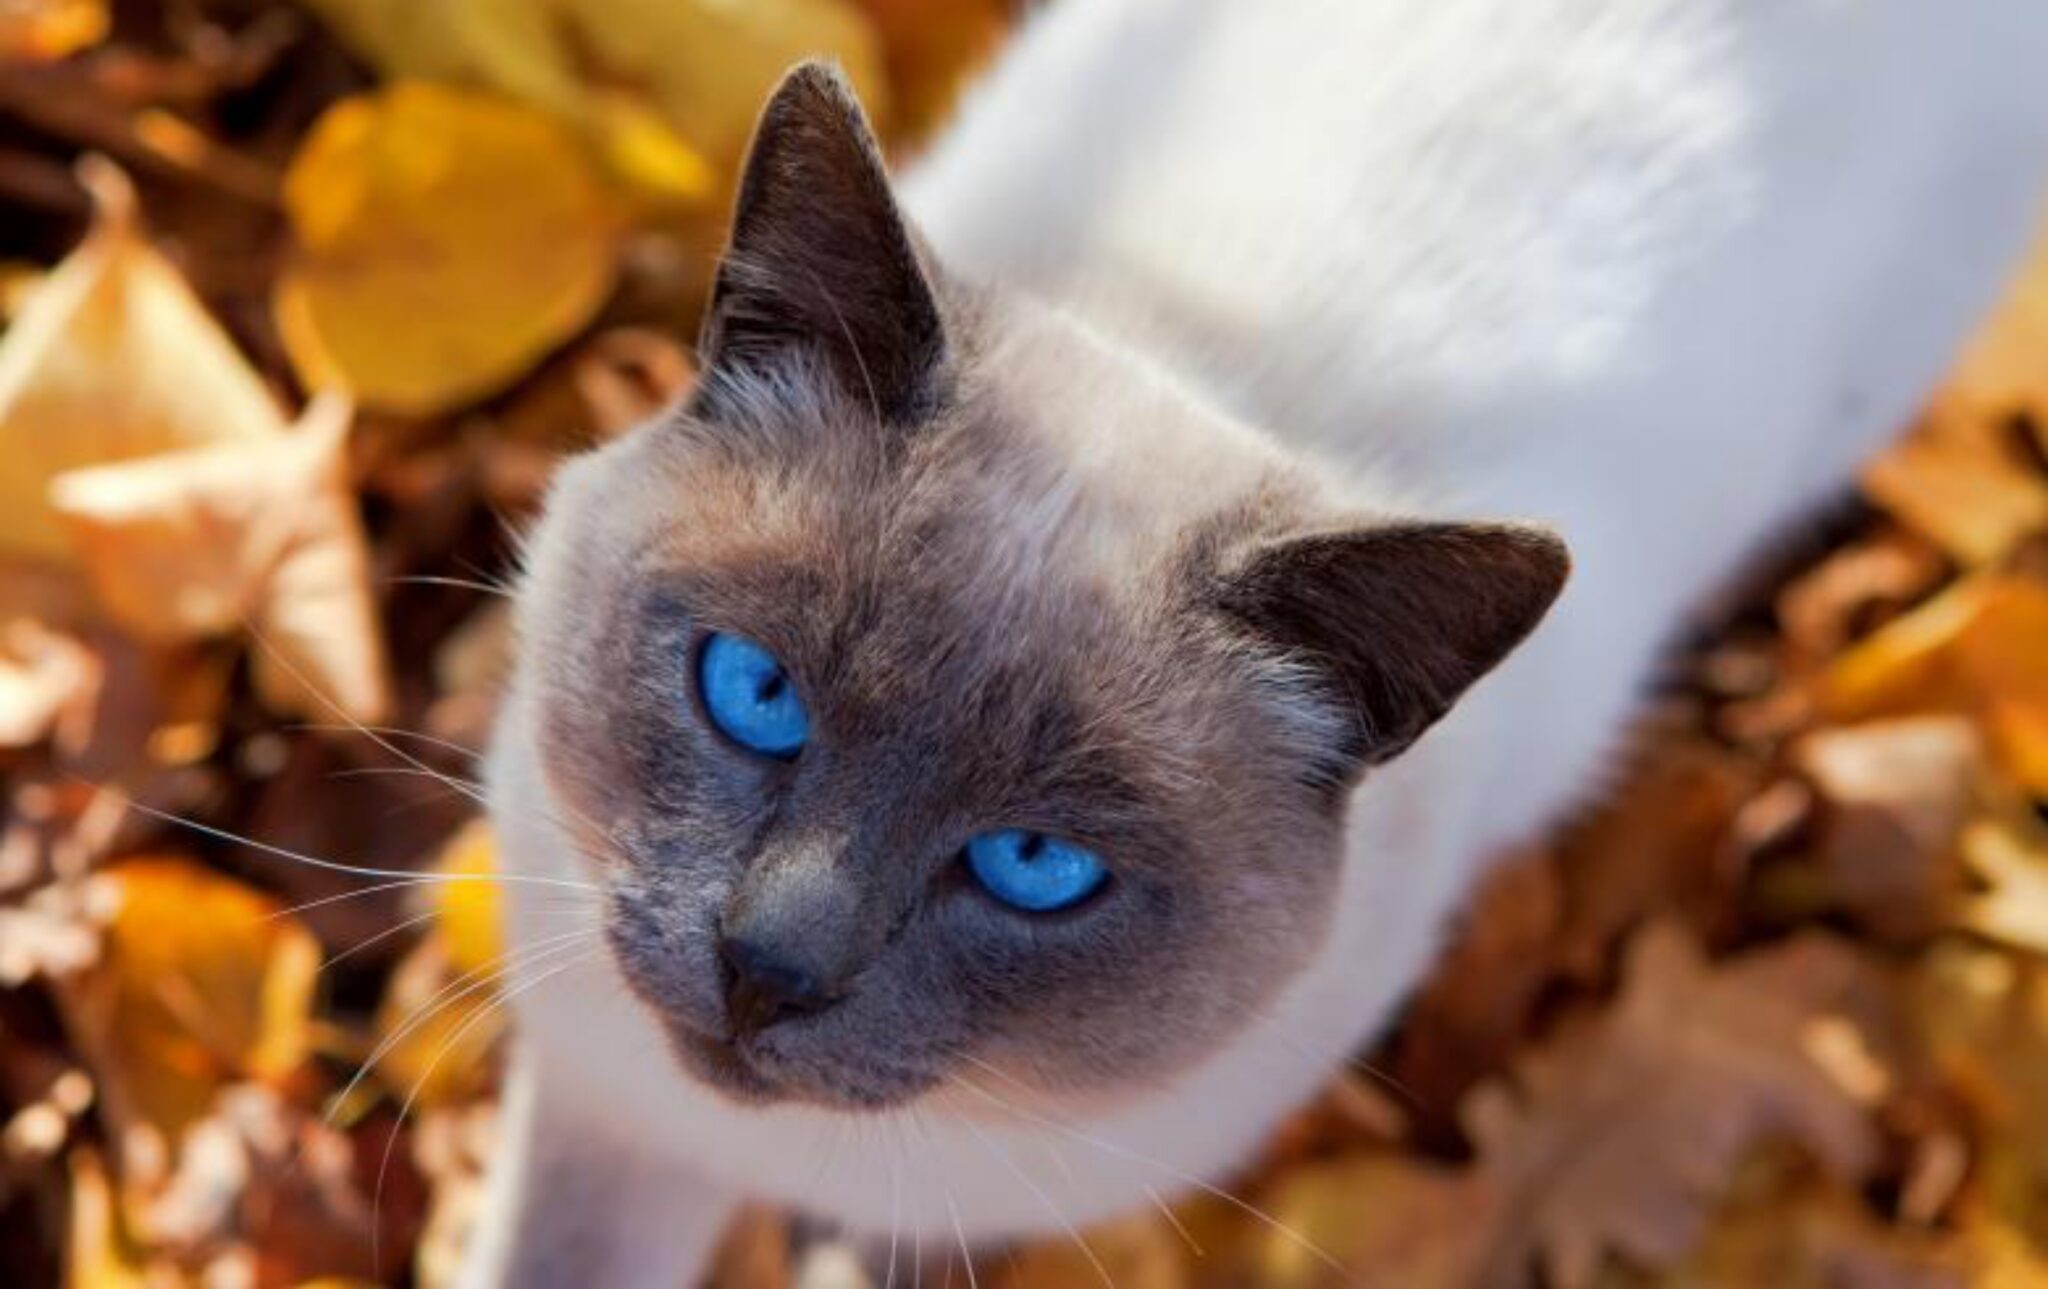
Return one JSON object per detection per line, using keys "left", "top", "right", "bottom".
{"left": 697, "top": 632, "right": 810, "bottom": 759}
{"left": 964, "top": 829, "right": 1108, "bottom": 913}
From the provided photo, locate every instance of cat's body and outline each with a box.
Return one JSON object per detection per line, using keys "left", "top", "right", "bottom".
{"left": 469, "top": 1, "right": 2048, "bottom": 1284}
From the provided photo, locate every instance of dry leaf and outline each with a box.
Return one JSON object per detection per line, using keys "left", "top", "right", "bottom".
{"left": 1004, "top": 1211, "right": 1189, "bottom": 1289}
{"left": 1961, "top": 820, "right": 2048, "bottom": 956}
{"left": 275, "top": 82, "right": 622, "bottom": 416}
{"left": 299, "top": 0, "right": 889, "bottom": 172}
{"left": 1862, "top": 416, "right": 2048, "bottom": 567}
{"left": 1821, "top": 575, "right": 2048, "bottom": 794}
{"left": 428, "top": 819, "right": 502, "bottom": 978}
{"left": 371, "top": 936, "right": 502, "bottom": 1114}
{"left": 1461, "top": 922, "right": 1887, "bottom": 1288}
{"left": 62, "top": 858, "right": 321, "bottom": 1185}
{"left": 0, "top": 160, "right": 284, "bottom": 563}
{"left": 0, "top": 873, "right": 115, "bottom": 987}
{"left": 855, "top": 0, "right": 1007, "bottom": 144}
{"left": 0, "top": 0, "right": 108, "bottom": 62}
{"left": 1179, "top": 1154, "right": 1485, "bottom": 1289}
{"left": 64, "top": 1148, "right": 150, "bottom": 1289}
{"left": 1791, "top": 716, "right": 1981, "bottom": 940}
{"left": 1651, "top": 1149, "right": 1963, "bottom": 1289}
{"left": 0, "top": 616, "right": 97, "bottom": 748}
{"left": 52, "top": 395, "right": 391, "bottom": 725}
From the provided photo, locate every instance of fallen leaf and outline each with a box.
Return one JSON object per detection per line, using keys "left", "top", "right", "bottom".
{"left": 1177, "top": 1154, "right": 1484, "bottom": 1289}
{"left": 0, "top": 0, "right": 108, "bottom": 62}
{"left": 64, "top": 1148, "right": 149, "bottom": 1289}
{"left": 1004, "top": 1211, "right": 1189, "bottom": 1289}
{"left": 0, "top": 616, "right": 97, "bottom": 748}
{"left": 299, "top": 0, "right": 889, "bottom": 173}
{"left": 854, "top": 0, "right": 1007, "bottom": 145}
{"left": 0, "top": 159, "right": 284, "bottom": 563}
{"left": 1651, "top": 1148, "right": 1964, "bottom": 1289}
{"left": 370, "top": 936, "right": 502, "bottom": 1114}
{"left": 1821, "top": 575, "right": 2048, "bottom": 794}
{"left": 1961, "top": 820, "right": 2048, "bottom": 957}
{"left": 1552, "top": 737, "right": 1759, "bottom": 980}
{"left": 1388, "top": 847, "right": 1563, "bottom": 1118}
{"left": 0, "top": 873, "right": 115, "bottom": 987}
{"left": 1461, "top": 922, "right": 1888, "bottom": 1288}
{"left": 51, "top": 395, "right": 391, "bottom": 725}
{"left": 1862, "top": 416, "right": 2048, "bottom": 567}
{"left": 274, "top": 81, "right": 623, "bottom": 416}
{"left": 60, "top": 858, "right": 321, "bottom": 1186}
{"left": 1791, "top": 717, "right": 1982, "bottom": 941}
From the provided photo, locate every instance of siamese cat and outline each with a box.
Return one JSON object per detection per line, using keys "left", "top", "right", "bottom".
{"left": 468, "top": 0, "right": 2048, "bottom": 1283}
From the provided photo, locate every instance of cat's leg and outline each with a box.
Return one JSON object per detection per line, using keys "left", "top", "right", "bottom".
{"left": 460, "top": 1051, "right": 736, "bottom": 1289}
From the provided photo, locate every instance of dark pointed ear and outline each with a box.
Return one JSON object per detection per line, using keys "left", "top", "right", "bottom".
{"left": 1215, "top": 521, "right": 1570, "bottom": 783}
{"left": 696, "top": 62, "right": 945, "bottom": 425}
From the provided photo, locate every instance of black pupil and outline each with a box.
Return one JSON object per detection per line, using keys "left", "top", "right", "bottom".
{"left": 1018, "top": 833, "right": 1046, "bottom": 863}
{"left": 754, "top": 671, "right": 786, "bottom": 705}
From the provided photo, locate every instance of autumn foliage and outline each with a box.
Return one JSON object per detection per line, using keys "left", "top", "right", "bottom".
{"left": 2, "top": 2, "right": 2048, "bottom": 1287}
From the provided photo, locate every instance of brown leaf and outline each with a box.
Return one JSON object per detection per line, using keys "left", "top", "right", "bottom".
{"left": 1791, "top": 717, "right": 1982, "bottom": 941}
{"left": 1461, "top": 922, "right": 1888, "bottom": 1288}
{"left": 0, "top": 617, "right": 98, "bottom": 749}
{"left": 1821, "top": 575, "right": 2048, "bottom": 795}
{"left": 1552, "top": 737, "right": 1760, "bottom": 980}
{"left": 0, "top": 159, "right": 285, "bottom": 565}
{"left": 59, "top": 858, "right": 321, "bottom": 1188}
{"left": 1960, "top": 820, "right": 2048, "bottom": 956}
{"left": 51, "top": 396, "right": 390, "bottom": 725}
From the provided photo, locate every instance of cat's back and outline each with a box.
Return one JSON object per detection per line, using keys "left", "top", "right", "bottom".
{"left": 906, "top": 0, "right": 2048, "bottom": 499}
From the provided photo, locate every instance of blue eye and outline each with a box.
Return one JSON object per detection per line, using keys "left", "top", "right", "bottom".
{"left": 697, "top": 632, "right": 810, "bottom": 759}
{"left": 964, "top": 829, "right": 1108, "bottom": 913}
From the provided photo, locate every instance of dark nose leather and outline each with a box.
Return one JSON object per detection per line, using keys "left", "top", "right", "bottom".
{"left": 721, "top": 934, "right": 838, "bottom": 1035}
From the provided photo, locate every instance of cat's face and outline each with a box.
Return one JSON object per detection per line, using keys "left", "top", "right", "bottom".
{"left": 506, "top": 66, "right": 1567, "bottom": 1112}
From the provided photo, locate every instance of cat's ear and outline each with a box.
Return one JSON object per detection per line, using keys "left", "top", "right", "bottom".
{"left": 1216, "top": 521, "right": 1570, "bottom": 782}
{"left": 696, "top": 62, "right": 945, "bottom": 424}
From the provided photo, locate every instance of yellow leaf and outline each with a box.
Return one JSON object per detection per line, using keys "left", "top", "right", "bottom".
{"left": 275, "top": 82, "right": 622, "bottom": 416}
{"left": 63, "top": 859, "right": 321, "bottom": 1179}
{"left": 0, "top": 159, "right": 285, "bottom": 563}
{"left": 0, "top": 0, "right": 108, "bottom": 62}
{"left": 1962, "top": 821, "right": 2048, "bottom": 958}
{"left": 853, "top": 0, "right": 1008, "bottom": 145}
{"left": 431, "top": 818, "right": 503, "bottom": 978}
{"left": 63, "top": 1149, "right": 149, "bottom": 1289}
{"left": 50, "top": 395, "right": 391, "bottom": 724}
{"left": 372, "top": 937, "right": 503, "bottom": 1112}
{"left": 0, "top": 615, "right": 97, "bottom": 748}
{"left": 1861, "top": 415, "right": 2048, "bottom": 567}
{"left": 1820, "top": 576, "right": 2048, "bottom": 794}
{"left": 298, "top": 0, "right": 889, "bottom": 171}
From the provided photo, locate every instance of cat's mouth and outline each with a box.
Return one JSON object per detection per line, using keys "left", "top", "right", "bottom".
{"left": 659, "top": 1015, "right": 938, "bottom": 1111}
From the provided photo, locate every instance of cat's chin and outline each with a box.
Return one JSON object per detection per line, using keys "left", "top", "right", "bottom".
{"left": 660, "top": 1020, "right": 937, "bottom": 1112}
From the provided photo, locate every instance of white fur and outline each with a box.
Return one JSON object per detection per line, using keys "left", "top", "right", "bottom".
{"left": 470, "top": 2, "right": 2048, "bottom": 1282}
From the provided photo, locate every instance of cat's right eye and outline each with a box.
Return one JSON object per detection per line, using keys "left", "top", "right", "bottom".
{"left": 964, "top": 829, "right": 1109, "bottom": 912}
{"left": 697, "top": 632, "right": 810, "bottom": 759}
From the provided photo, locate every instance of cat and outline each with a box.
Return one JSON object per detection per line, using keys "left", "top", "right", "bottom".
{"left": 467, "top": 1, "right": 2048, "bottom": 1283}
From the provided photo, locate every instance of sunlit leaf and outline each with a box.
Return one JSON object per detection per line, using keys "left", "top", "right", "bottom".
{"left": 275, "top": 82, "right": 623, "bottom": 416}
{"left": 0, "top": 159, "right": 284, "bottom": 564}
{"left": 299, "top": 0, "right": 890, "bottom": 173}
{"left": 63, "top": 858, "right": 321, "bottom": 1178}
{"left": 0, "top": 0, "right": 109, "bottom": 62}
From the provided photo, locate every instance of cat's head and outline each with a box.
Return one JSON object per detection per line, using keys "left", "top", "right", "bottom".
{"left": 508, "top": 65, "right": 1568, "bottom": 1111}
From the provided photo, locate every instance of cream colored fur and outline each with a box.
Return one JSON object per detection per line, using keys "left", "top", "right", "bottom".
{"left": 468, "top": 1, "right": 2048, "bottom": 1283}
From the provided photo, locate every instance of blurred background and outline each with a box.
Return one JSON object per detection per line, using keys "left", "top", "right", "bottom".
{"left": 1, "top": 2, "right": 2047, "bottom": 1286}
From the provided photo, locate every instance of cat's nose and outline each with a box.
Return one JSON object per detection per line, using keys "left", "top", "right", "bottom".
{"left": 720, "top": 934, "right": 838, "bottom": 1035}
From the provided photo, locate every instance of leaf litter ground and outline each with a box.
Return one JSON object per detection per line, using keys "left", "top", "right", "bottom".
{"left": 2, "top": 3, "right": 2048, "bottom": 1287}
